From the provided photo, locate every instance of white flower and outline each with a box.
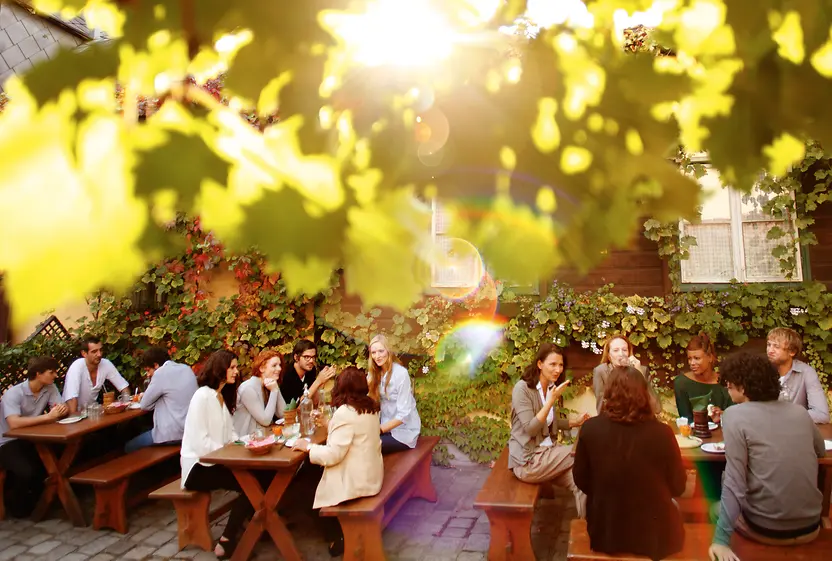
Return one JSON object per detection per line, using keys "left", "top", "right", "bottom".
{"left": 636, "top": 307, "right": 645, "bottom": 316}
{"left": 559, "top": 324, "right": 566, "bottom": 332}
{"left": 626, "top": 305, "right": 636, "bottom": 314}
{"left": 591, "top": 346, "right": 602, "bottom": 355}
{"left": 581, "top": 340, "right": 590, "bottom": 349}
{"left": 422, "top": 365, "right": 429, "bottom": 374}
{"left": 601, "top": 320, "right": 611, "bottom": 329}
{"left": 789, "top": 307, "right": 805, "bottom": 316}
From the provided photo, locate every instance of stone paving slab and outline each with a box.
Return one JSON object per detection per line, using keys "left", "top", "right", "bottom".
{"left": 0, "top": 465, "right": 573, "bottom": 560}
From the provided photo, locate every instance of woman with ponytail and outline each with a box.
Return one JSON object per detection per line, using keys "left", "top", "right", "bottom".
{"left": 674, "top": 332, "right": 734, "bottom": 423}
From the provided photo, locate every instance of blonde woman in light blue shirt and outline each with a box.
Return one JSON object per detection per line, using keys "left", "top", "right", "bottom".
{"left": 367, "top": 334, "right": 420, "bottom": 453}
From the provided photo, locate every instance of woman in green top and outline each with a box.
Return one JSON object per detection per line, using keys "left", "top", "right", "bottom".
{"left": 674, "top": 333, "right": 733, "bottom": 423}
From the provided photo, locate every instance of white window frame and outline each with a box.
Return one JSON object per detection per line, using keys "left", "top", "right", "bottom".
{"left": 430, "top": 199, "right": 539, "bottom": 293}
{"left": 680, "top": 156, "right": 803, "bottom": 284}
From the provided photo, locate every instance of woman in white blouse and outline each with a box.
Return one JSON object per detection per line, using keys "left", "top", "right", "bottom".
{"left": 233, "top": 349, "right": 285, "bottom": 437}
{"left": 181, "top": 349, "right": 264, "bottom": 559}
{"left": 367, "top": 334, "right": 421, "bottom": 453}
{"left": 293, "top": 367, "right": 383, "bottom": 556}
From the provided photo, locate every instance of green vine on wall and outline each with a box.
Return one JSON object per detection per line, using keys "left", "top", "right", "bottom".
{"left": 3, "top": 218, "right": 832, "bottom": 465}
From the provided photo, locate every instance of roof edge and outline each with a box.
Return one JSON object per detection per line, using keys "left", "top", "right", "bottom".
{"left": 11, "top": 0, "right": 95, "bottom": 40}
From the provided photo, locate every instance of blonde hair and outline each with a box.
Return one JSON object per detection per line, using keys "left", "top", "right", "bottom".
{"left": 368, "top": 334, "right": 397, "bottom": 402}
{"left": 599, "top": 334, "right": 634, "bottom": 365}
{"left": 767, "top": 327, "right": 803, "bottom": 355}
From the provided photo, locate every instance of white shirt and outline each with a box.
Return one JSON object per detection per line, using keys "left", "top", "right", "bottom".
{"left": 180, "top": 386, "right": 237, "bottom": 487}
{"left": 62, "top": 358, "right": 129, "bottom": 408}
{"left": 233, "top": 376, "right": 285, "bottom": 438}
{"left": 378, "top": 363, "right": 421, "bottom": 448}
{"left": 536, "top": 381, "right": 555, "bottom": 447}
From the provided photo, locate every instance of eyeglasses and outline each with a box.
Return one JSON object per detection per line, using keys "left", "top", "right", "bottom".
{"left": 300, "top": 354, "right": 317, "bottom": 360}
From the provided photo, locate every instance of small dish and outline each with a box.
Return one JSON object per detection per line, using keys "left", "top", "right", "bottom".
{"left": 701, "top": 442, "right": 726, "bottom": 454}
{"left": 58, "top": 415, "right": 85, "bottom": 425}
{"left": 127, "top": 403, "right": 142, "bottom": 410}
{"left": 708, "top": 422, "right": 718, "bottom": 431}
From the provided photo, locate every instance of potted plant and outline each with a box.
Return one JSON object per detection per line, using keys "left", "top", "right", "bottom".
{"left": 689, "top": 392, "right": 712, "bottom": 439}
{"left": 283, "top": 398, "right": 298, "bottom": 425}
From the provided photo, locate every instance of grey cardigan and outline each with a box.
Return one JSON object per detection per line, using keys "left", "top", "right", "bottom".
{"left": 508, "top": 379, "right": 570, "bottom": 469}
{"left": 593, "top": 363, "right": 662, "bottom": 415}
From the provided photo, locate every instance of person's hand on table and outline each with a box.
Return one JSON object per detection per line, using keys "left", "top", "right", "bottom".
{"left": 569, "top": 413, "right": 591, "bottom": 428}
{"left": 292, "top": 438, "right": 310, "bottom": 452}
{"left": 48, "top": 403, "right": 69, "bottom": 419}
{"left": 709, "top": 544, "right": 740, "bottom": 561}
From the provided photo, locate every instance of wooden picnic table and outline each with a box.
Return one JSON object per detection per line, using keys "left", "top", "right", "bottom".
{"left": 200, "top": 427, "right": 328, "bottom": 561}
{"left": 3, "top": 408, "right": 147, "bottom": 526}
{"left": 677, "top": 423, "right": 832, "bottom": 520}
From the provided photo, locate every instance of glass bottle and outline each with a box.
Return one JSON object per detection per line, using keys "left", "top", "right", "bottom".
{"left": 299, "top": 385, "right": 315, "bottom": 437}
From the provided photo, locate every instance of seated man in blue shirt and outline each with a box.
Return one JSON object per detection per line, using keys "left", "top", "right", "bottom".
{"left": 124, "top": 347, "right": 198, "bottom": 453}
{"left": 0, "top": 357, "right": 68, "bottom": 517}
{"left": 767, "top": 327, "right": 830, "bottom": 424}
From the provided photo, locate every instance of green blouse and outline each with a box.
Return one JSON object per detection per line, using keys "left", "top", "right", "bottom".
{"left": 673, "top": 373, "right": 734, "bottom": 421}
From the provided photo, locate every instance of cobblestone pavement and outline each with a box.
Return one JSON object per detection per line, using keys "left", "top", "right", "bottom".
{"left": 0, "top": 465, "right": 574, "bottom": 560}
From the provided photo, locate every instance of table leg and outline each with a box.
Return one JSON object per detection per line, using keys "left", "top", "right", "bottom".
{"left": 32, "top": 441, "right": 84, "bottom": 526}
{"left": 230, "top": 470, "right": 301, "bottom": 561}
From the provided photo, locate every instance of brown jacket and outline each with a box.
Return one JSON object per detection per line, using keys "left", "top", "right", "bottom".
{"left": 508, "top": 380, "right": 570, "bottom": 469}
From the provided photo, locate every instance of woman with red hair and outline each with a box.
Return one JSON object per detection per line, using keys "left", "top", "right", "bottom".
{"left": 232, "top": 350, "right": 285, "bottom": 437}
{"left": 574, "top": 366, "right": 686, "bottom": 560}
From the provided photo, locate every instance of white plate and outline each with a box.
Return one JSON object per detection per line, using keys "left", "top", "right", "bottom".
{"left": 708, "top": 422, "right": 719, "bottom": 431}
{"left": 825, "top": 440, "right": 832, "bottom": 451}
{"left": 58, "top": 415, "right": 85, "bottom": 425}
{"left": 701, "top": 442, "right": 726, "bottom": 454}
{"left": 675, "top": 435, "right": 703, "bottom": 449}
{"left": 127, "top": 403, "right": 141, "bottom": 410}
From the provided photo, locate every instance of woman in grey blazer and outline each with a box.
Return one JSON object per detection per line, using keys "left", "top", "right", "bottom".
{"left": 508, "top": 343, "right": 588, "bottom": 517}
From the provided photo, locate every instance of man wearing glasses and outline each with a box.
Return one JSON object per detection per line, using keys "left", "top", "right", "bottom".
{"left": 280, "top": 340, "right": 336, "bottom": 405}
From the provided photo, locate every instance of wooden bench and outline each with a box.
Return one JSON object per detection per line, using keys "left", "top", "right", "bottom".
{"left": 70, "top": 445, "right": 180, "bottom": 533}
{"left": 568, "top": 519, "right": 832, "bottom": 560}
{"left": 320, "top": 435, "right": 440, "bottom": 561}
{"left": 149, "top": 478, "right": 237, "bottom": 552}
{"left": 474, "top": 446, "right": 543, "bottom": 561}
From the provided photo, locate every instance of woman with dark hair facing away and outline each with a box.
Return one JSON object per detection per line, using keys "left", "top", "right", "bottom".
{"left": 593, "top": 334, "right": 661, "bottom": 415}
{"left": 674, "top": 332, "right": 733, "bottom": 423}
{"left": 233, "top": 349, "right": 285, "bottom": 437}
{"left": 508, "top": 343, "right": 588, "bottom": 516}
{"left": 293, "top": 367, "right": 383, "bottom": 557}
{"left": 180, "top": 349, "right": 267, "bottom": 559}
{"left": 709, "top": 352, "right": 826, "bottom": 561}
{"left": 574, "top": 366, "right": 687, "bottom": 560}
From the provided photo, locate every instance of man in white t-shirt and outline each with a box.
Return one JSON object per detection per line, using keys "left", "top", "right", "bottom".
{"left": 62, "top": 335, "right": 131, "bottom": 414}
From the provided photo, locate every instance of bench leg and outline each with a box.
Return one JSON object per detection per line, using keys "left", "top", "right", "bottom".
{"left": 410, "top": 456, "right": 437, "bottom": 503}
{"left": 485, "top": 510, "right": 535, "bottom": 561}
{"left": 339, "top": 511, "right": 386, "bottom": 561}
{"left": 173, "top": 494, "right": 213, "bottom": 552}
{"left": 93, "top": 479, "right": 129, "bottom": 534}
{"left": 0, "top": 470, "right": 5, "bottom": 521}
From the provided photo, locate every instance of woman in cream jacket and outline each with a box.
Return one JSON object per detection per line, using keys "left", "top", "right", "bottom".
{"left": 293, "top": 366, "right": 383, "bottom": 556}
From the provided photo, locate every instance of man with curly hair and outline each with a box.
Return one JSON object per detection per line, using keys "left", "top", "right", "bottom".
{"left": 709, "top": 352, "right": 826, "bottom": 561}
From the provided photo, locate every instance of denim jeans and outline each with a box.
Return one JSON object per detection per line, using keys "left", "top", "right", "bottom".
{"left": 124, "top": 430, "right": 155, "bottom": 454}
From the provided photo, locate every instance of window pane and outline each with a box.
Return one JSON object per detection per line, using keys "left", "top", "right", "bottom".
{"left": 432, "top": 236, "right": 484, "bottom": 287}
{"left": 681, "top": 223, "right": 735, "bottom": 282}
{"left": 742, "top": 221, "right": 796, "bottom": 280}
{"left": 698, "top": 167, "right": 731, "bottom": 221}
{"left": 740, "top": 188, "right": 778, "bottom": 221}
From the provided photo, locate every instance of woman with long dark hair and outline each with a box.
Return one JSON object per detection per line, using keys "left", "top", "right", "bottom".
{"left": 508, "top": 343, "right": 587, "bottom": 517}
{"left": 574, "top": 366, "right": 686, "bottom": 560}
{"left": 293, "top": 367, "right": 383, "bottom": 556}
{"left": 180, "top": 349, "right": 259, "bottom": 559}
